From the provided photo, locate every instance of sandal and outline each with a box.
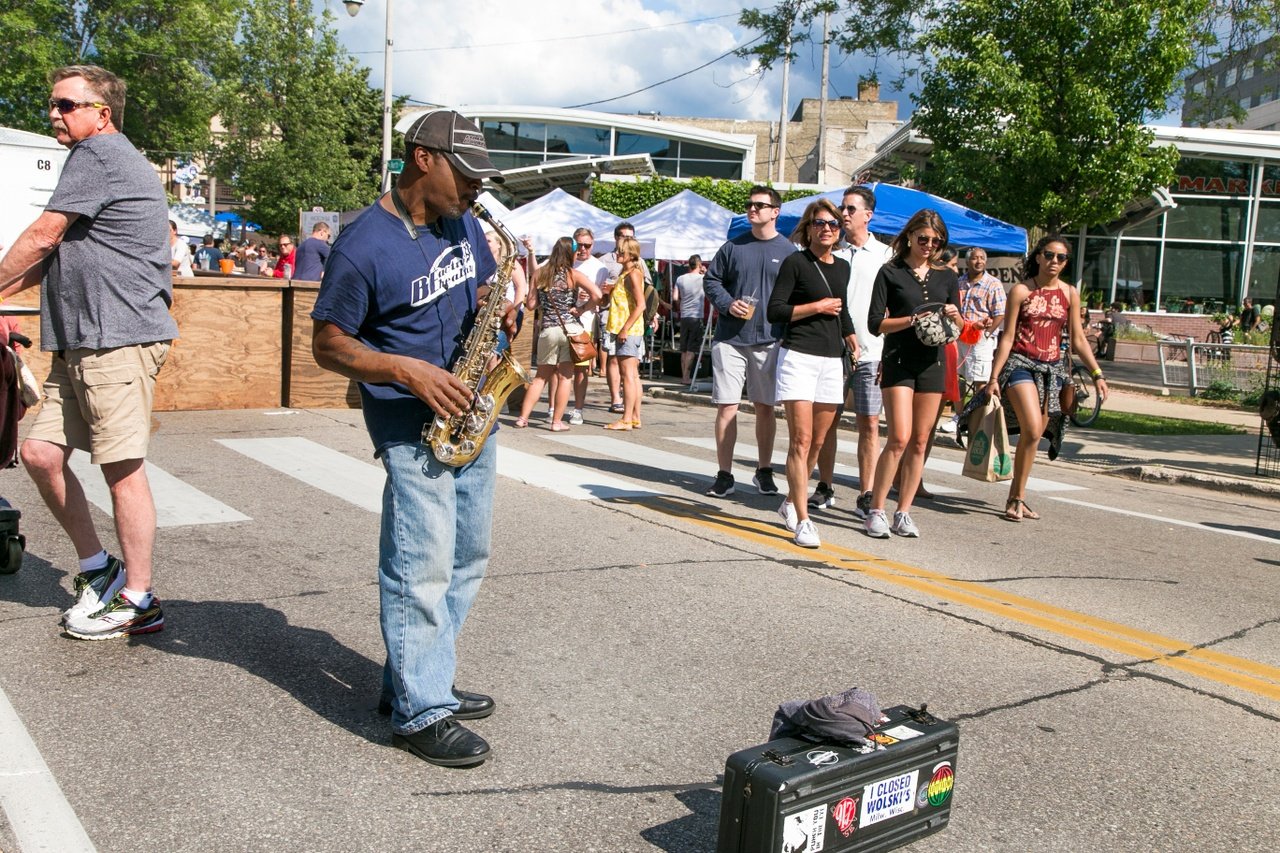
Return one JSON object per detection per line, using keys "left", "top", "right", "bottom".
{"left": 513, "top": 418, "right": 528, "bottom": 428}
{"left": 1016, "top": 500, "right": 1040, "bottom": 520}
{"left": 1003, "top": 497, "right": 1022, "bottom": 522}
{"left": 604, "top": 420, "right": 633, "bottom": 431}
{"left": 629, "top": 420, "right": 642, "bottom": 429}
{"left": 608, "top": 402, "right": 625, "bottom": 413}
{"left": 550, "top": 421, "right": 570, "bottom": 432}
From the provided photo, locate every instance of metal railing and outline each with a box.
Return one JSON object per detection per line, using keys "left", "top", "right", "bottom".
{"left": 1158, "top": 339, "right": 1269, "bottom": 396}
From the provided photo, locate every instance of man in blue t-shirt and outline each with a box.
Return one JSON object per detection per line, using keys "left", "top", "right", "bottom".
{"left": 312, "top": 109, "right": 508, "bottom": 769}
{"left": 193, "top": 234, "right": 222, "bottom": 270}
{"left": 292, "top": 221, "right": 331, "bottom": 281}
{"left": 702, "top": 185, "right": 795, "bottom": 501}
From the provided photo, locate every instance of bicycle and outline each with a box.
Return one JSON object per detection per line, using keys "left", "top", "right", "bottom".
{"left": 1067, "top": 359, "right": 1102, "bottom": 427}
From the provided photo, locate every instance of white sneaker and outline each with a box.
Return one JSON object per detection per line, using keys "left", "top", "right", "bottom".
{"left": 864, "top": 509, "right": 891, "bottom": 539}
{"left": 794, "top": 518, "right": 820, "bottom": 548}
{"left": 891, "top": 511, "right": 920, "bottom": 538}
{"left": 777, "top": 498, "right": 798, "bottom": 532}
{"left": 937, "top": 417, "right": 957, "bottom": 434}
{"left": 569, "top": 409, "right": 584, "bottom": 425}
{"left": 62, "top": 557, "right": 126, "bottom": 625}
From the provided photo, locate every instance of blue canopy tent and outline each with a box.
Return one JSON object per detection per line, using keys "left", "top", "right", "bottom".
{"left": 727, "top": 183, "right": 1027, "bottom": 254}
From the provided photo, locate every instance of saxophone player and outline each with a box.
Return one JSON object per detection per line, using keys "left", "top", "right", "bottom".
{"left": 312, "top": 110, "right": 510, "bottom": 768}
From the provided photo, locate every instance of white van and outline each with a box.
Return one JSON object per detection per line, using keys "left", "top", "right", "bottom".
{"left": 0, "top": 127, "right": 68, "bottom": 260}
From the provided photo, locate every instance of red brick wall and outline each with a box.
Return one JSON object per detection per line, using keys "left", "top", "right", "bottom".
{"left": 1083, "top": 310, "right": 1216, "bottom": 340}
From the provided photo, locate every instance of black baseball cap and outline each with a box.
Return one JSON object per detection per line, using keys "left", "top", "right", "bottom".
{"left": 403, "top": 109, "right": 504, "bottom": 184}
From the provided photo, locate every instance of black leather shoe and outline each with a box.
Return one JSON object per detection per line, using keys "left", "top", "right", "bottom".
{"left": 391, "top": 718, "right": 490, "bottom": 767}
{"left": 378, "top": 686, "right": 496, "bottom": 719}
{"left": 451, "top": 687, "right": 495, "bottom": 720}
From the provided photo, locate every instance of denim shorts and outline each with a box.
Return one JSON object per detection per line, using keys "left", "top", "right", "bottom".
{"left": 1006, "top": 367, "right": 1036, "bottom": 387}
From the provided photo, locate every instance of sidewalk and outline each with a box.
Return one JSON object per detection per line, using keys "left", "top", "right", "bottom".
{"left": 644, "top": 360, "right": 1279, "bottom": 499}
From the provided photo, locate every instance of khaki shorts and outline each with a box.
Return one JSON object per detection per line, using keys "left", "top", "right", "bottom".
{"left": 26, "top": 342, "right": 171, "bottom": 465}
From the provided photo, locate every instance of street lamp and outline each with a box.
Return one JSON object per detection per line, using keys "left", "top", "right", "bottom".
{"left": 344, "top": 0, "right": 394, "bottom": 193}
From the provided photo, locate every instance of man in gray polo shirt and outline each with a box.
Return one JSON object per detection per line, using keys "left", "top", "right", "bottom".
{"left": 0, "top": 65, "right": 178, "bottom": 640}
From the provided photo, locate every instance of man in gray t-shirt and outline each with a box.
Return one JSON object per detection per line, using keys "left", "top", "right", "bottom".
{"left": 672, "top": 255, "right": 706, "bottom": 383}
{"left": 0, "top": 64, "right": 177, "bottom": 641}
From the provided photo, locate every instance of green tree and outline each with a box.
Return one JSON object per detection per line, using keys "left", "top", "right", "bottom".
{"left": 914, "top": 0, "right": 1205, "bottom": 232}
{"left": 211, "top": 0, "right": 384, "bottom": 235}
{"left": 0, "top": 0, "right": 238, "bottom": 159}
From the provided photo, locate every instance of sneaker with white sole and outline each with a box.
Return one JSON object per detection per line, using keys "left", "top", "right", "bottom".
{"left": 62, "top": 556, "right": 125, "bottom": 625}
{"left": 64, "top": 591, "right": 164, "bottom": 640}
{"left": 705, "top": 470, "right": 735, "bottom": 497}
{"left": 794, "top": 518, "right": 820, "bottom": 548}
{"left": 752, "top": 468, "right": 779, "bottom": 495}
{"left": 853, "top": 491, "right": 873, "bottom": 520}
{"left": 569, "top": 409, "right": 584, "bottom": 425}
{"left": 808, "top": 481, "right": 835, "bottom": 509}
{"left": 864, "top": 508, "right": 891, "bottom": 538}
{"left": 891, "top": 511, "right": 920, "bottom": 538}
{"left": 777, "top": 498, "right": 798, "bottom": 532}
{"left": 937, "top": 418, "right": 957, "bottom": 434}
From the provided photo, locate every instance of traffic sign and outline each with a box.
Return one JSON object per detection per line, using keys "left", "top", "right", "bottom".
{"left": 387, "top": 159, "right": 404, "bottom": 174}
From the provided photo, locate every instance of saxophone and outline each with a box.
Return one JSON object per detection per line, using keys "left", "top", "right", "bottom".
{"left": 422, "top": 202, "right": 531, "bottom": 466}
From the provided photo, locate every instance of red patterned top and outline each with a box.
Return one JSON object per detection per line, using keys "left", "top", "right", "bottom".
{"left": 1012, "top": 285, "right": 1071, "bottom": 362}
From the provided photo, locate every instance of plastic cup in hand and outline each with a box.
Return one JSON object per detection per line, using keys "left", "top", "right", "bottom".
{"left": 742, "top": 295, "right": 758, "bottom": 319}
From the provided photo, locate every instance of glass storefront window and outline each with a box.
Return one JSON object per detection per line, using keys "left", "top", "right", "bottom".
{"left": 1078, "top": 238, "right": 1116, "bottom": 304}
{"left": 1163, "top": 197, "right": 1249, "bottom": 241}
{"left": 488, "top": 152, "right": 545, "bottom": 171}
{"left": 616, "top": 133, "right": 671, "bottom": 157}
{"left": 677, "top": 141, "right": 740, "bottom": 162}
{"left": 480, "top": 121, "right": 545, "bottom": 153}
{"left": 1160, "top": 244, "right": 1243, "bottom": 306}
{"left": 651, "top": 157, "right": 679, "bottom": 177}
{"left": 1249, "top": 246, "right": 1280, "bottom": 305}
{"left": 546, "top": 124, "right": 610, "bottom": 157}
{"left": 1256, "top": 201, "right": 1280, "bottom": 244}
{"left": 680, "top": 159, "right": 742, "bottom": 180}
{"left": 1171, "top": 157, "right": 1253, "bottom": 195}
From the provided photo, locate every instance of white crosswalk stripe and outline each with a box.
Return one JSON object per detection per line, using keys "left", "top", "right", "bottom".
{"left": 66, "top": 456, "right": 250, "bottom": 528}
{"left": 217, "top": 437, "right": 385, "bottom": 512}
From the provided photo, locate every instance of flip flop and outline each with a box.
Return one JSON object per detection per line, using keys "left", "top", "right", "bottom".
{"left": 513, "top": 418, "right": 528, "bottom": 428}
{"left": 1003, "top": 497, "right": 1022, "bottom": 522}
{"left": 629, "top": 420, "right": 642, "bottom": 429}
{"left": 1016, "top": 500, "right": 1040, "bottom": 520}
{"left": 604, "top": 420, "right": 633, "bottom": 431}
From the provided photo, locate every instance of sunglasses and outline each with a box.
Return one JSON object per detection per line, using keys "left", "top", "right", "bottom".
{"left": 915, "top": 235, "right": 943, "bottom": 247}
{"left": 49, "top": 98, "right": 106, "bottom": 114}
{"left": 811, "top": 219, "right": 841, "bottom": 230}
{"left": 577, "top": 242, "right": 593, "bottom": 250}
{"left": 745, "top": 201, "right": 778, "bottom": 211}
{"left": 840, "top": 205, "right": 868, "bottom": 215}
{"left": 1041, "top": 250, "right": 1070, "bottom": 263}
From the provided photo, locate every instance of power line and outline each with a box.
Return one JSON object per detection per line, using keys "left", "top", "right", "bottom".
{"left": 564, "top": 36, "right": 763, "bottom": 110}
{"left": 348, "top": 12, "right": 741, "bottom": 55}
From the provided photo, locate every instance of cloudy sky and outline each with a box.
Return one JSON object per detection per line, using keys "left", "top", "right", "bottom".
{"left": 330, "top": 0, "right": 920, "bottom": 123}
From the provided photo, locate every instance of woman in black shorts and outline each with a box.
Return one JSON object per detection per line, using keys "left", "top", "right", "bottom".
{"left": 863, "top": 209, "right": 961, "bottom": 539}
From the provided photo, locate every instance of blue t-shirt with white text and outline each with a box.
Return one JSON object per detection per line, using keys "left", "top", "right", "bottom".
{"left": 311, "top": 201, "right": 495, "bottom": 453}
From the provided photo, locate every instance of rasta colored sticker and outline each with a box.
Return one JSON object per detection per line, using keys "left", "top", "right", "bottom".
{"left": 927, "top": 761, "right": 954, "bottom": 807}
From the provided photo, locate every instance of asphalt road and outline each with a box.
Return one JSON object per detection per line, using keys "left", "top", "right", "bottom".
{"left": 0, "top": 396, "right": 1277, "bottom": 853}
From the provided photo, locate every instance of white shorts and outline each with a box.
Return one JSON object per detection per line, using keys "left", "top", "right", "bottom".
{"left": 711, "top": 341, "right": 778, "bottom": 405}
{"left": 959, "top": 334, "right": 997, "bottom": 383}
{"left": 774, "top": 347, "right": 845, "bottom": 404}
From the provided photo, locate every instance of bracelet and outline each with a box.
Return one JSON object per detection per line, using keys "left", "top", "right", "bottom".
{"left": 1091, "top": 368, "right": 1103, "bottom": 379}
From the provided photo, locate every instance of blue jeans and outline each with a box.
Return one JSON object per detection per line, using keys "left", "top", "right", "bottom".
{"left": 378, "top": 440, "right": 495, "bottom": 734}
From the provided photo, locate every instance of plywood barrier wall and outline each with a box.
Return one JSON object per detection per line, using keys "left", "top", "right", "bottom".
{"left": 7, "top": 277, "right": 284, "bottom": 412}
{"left": 3, "top": 276, "right": 535, "bottom": 413}
{"left": 286, "top": 282, "right": 362, "bottom": 408}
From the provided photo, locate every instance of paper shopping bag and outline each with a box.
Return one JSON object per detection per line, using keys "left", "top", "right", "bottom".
{"left": 963, "top": 394, "right": 1013, "bottom": 482}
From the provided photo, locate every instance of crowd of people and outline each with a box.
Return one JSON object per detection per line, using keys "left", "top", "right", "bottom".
{"left": 167, "top": 220, "right": 333, "bottom": 281}
{"left": 4, "top": 65, "right": 1117, "bottom": 772}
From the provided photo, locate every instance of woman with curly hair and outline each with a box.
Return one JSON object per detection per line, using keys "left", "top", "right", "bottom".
{"left": 986, "top": 235, "right": 1108, "bottom": 520}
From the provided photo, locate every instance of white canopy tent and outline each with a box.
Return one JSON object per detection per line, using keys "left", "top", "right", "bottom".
{"left": 627, "top": 189, "right": 734, "bottom": 261}
{"left": 169, "top": 203, "right": 224, "bottom": 240}
{"left": 499, "top": 188, "right": 658, "bottom": 258}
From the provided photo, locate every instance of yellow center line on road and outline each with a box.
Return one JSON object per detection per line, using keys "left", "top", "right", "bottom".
{"left": 630, "top": 496, "right": 1280, "bottom": 703}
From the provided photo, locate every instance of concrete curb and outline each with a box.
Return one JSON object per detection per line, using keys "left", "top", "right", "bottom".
{"left": 1103, "top": 465, "right": 1280, "bottom": 499}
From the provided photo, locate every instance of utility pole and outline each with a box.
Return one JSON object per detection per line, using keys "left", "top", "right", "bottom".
{"left": 777, "top": 32, "right": 791, "bottom": 183}
{"left": 817, "top": 11, "right": 830, "bottom": 185}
